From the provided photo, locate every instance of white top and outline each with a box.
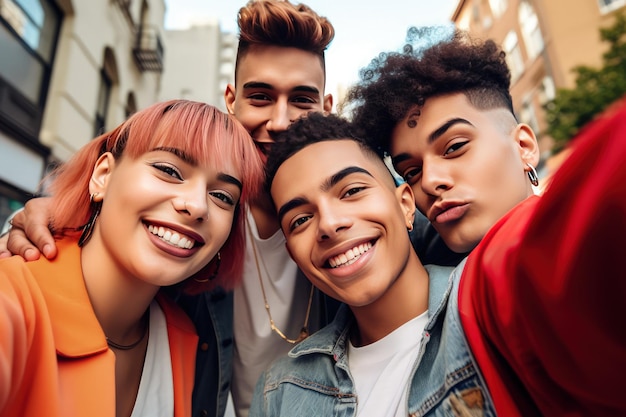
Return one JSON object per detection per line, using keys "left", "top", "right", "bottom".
{"left": 348, "top": 311, "right": 428, "bottom": 417}
{"left": 131, "top": 301, "right": 173, "bottom": 417}
{"left": 230, "top": 209, "right": 313, "bottom": 417}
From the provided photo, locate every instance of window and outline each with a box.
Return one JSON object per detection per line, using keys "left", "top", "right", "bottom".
{"left": 538, "top": 76, "right": 556, "bottom": 105}
{"left": 597, "top": 0, "right": 626, "bottom": 13}
{"left": 94, "top": 70, "right": 112, "bottom": 137}
{"left": 0, "top": 0, "right": 60, "bottom": 105}
{"left": 489, "top": 0, "right": 508, "bottom": 18}
{"left": 519, "top": 1, "right": 544, "bottom": 60}
{"left": 94, "top": 48, "right": 118, "bottom": 136}
{"left": 503, "top": 31, "right": 524, "bottom": 81}
{"left": 125, "top": 92, "right": 137, "bottom": 119}
{"left": 520, "top": 96, "right": 539, "bottom": 133}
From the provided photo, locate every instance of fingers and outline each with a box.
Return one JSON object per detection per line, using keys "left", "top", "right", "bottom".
{"left": 0, "top": 232, "right": 11, "bottom": 259}
{"left": 9, "top": 197, "right": 58, "bottom": 260}
{"left": 6, "top": 225, "right": 43, "bottom": 261}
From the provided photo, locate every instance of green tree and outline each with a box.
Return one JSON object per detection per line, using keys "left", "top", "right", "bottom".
{"left": 544, "top": 12, "right": 626, "bottom": 152}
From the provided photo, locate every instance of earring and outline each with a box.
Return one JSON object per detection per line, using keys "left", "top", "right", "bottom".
{"left": 194, "top": 252, "right": 221, "bottom": 282}
{"left": 407, "top": 213, "right": 415, "bottom": 232}
{"left": 79, "top": 193, "right": 103, "bottom": 247}
{"left": 526, "top": 163, "right": 539, "bottom": 187}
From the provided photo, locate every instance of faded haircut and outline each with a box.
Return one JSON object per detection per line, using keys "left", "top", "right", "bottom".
{"left": 343, "top": 27, "right": 515, "bottom": 156}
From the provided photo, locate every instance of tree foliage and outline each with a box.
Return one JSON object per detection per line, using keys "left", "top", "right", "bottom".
{"left": 544, "top": 12, "right": 626, "bottom": 152}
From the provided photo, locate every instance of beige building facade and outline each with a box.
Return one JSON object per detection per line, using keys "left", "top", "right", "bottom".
{"left": 451, "top": 0, "right": 626, "bottom": 172}
{"left": 160, "top": 22, "right": 236, "bottom": 112}
{"left": 0, "top": 0, "right": 167, "bottom": 227}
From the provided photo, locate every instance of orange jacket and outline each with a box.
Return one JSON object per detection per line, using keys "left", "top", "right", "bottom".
{"left": 0, "top": 238, "right": 197, "bottom": 416}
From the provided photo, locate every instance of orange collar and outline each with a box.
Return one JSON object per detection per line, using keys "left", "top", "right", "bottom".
{"left": 26, "top": 238, "right": 108, "bottom": 358}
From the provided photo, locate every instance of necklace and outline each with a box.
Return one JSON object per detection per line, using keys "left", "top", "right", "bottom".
{"left": 247, "top": 222, "right": 314, "bottom": 344}
{"left": 106, "top": 311, "right": 149, "bottom": 350}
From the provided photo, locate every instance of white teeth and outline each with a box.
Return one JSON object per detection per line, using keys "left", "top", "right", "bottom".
{"left": 147, "top": 224, "right": 195, "bottom": 249}
{"left": 329, "top": 242, "right": 372, "bottom": 268}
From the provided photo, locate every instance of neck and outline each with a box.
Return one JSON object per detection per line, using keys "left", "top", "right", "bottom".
{"left": 80, "top": 239, "right": 158, "bottom": 344}
{"left": 249, "top": 194, "right": 281, "bottom": 239}
{"left": 350, "top": 252, "right": 429, "bottom": 347}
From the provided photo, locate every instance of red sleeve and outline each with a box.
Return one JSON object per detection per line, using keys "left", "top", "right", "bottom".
{"left": 459, "top": 98, "right": 626, "bottom": 416}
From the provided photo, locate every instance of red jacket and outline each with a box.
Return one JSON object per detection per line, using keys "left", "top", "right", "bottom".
{"left": 0, "top": 238, "right": 197, "bottom": 416}
{"left": 459, "top": 99, "right": 626, "bottom": 415}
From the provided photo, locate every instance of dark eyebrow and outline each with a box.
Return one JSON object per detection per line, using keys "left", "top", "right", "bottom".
{"left": 218, "top": 173, "right": 242, "bottom": 191}
{"left": 429, "top": 118, "right": 474, "bottom": 143}
{"left": 277, "top": 197, "right": 308, "bottom": 224}
{"left": 391, "top": 118, "right": 474, "bottom": 167}
{"left": 276, "top": 166, "right": 374, "bottom": 224}
{"left": 322, "top": 166, "right": 373, "bottom": 192}
{"left": 242, "top": 81, "right": 320, "bottom": 95}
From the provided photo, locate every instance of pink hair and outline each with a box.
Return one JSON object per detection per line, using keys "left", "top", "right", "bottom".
{"left": 45, "top": 99, "right": 263, "bottom": 293}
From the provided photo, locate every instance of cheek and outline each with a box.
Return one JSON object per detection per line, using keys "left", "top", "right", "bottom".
{"left": 285, "top": 237, "right": 311, "bottom": 267}
{"left": 209, "top": 209, "right": 237, "bottom": 246}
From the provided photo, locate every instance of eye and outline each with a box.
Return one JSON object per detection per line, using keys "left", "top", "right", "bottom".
{"left": 444, "top": 140, "right": 468, "bottom": 156}
{"left": 289, "top": 214, "right": 311, "bottom": 231}
{"left": 153, "top": 163, "right": 183, "bottom": 180}
{"left": 401, "top": 167, "right": 422, "bottom": 185}
{"left": 343, "top": 186, "right": 365, "bottom": 198}
{"left": 209, "top": 191, "right": 236, "bottom": 206}
{"left": 248, "top": 93, "right": 272, "bottom": 103}
{"left": 291, "top": 95, "right": 316, "bottom": 105}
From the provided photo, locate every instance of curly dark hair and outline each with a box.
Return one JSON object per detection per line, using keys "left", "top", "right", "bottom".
{"left": 342, "top": 28, "right": 514, "bottom": 156}
{"left": 265, "top": 112, "right": 380, "bottom": 193}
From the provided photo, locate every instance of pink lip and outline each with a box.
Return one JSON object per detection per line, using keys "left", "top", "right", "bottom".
{"left": 142, "top": 220, "right": 206, "bottom": 258}
{"left": 143, "top": 220, "right": 205, "bottom": 245}
{"left": 322, "top": 239, "right": 375, "bottom": 267}
{"left": 147, "top": 232, "right": 201, "bottom": 258}
{"left": 430, "top": 202, "right": 470, "bottom": 224}
{"left": 324, "top": 244, "right": 375, "bottom": 279}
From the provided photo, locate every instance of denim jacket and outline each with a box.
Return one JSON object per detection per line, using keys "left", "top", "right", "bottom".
{"left": 176, "top": 287, "right": 234, "bottom": 417}
{"left": 173, "top": 212, "right": 462, "bottom": 417}
{"left": 176, "top": 269, "right": 343, "bottom": 417}
{"left": 249, "top": 260, "right": 497, "bottom": 417}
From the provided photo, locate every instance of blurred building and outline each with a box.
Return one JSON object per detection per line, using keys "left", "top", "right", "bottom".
{"left": 451, "top": 0, "right": 626, "bottom": 176}
{"left": 160, "top": 21, "right": 237, "bottom": 111}
{"left": 0, "top": 0, "right": 167, "bottom": 227}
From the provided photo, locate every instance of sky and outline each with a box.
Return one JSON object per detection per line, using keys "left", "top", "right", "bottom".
{"left": 163, "top": 0, "right": 458, "bottom": 100}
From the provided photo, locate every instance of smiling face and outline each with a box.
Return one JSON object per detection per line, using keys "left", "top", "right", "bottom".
{"left": 86, "top": 148, "right": 242, "bottom": 288}
{"left": 390, "top": 93, "right": 539, "bottom": 253}
{"left": 270, "top": 139, "right": 417, "bottom": 308}
{"left": 225, "top": 45, "right": 333, "bottom": 164}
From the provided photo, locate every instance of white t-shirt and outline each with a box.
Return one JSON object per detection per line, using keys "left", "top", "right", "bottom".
{"left": 348, "top": 311, "right": 428, "bottom": 417}
{"left": 230, "top": 209, "right": 314, "bottom": 417}
{"left": 131, "top": 301, "right": 173, "bottom": 417}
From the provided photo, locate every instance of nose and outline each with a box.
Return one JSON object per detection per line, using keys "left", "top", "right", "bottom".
{"left": 265, "top": 99, "right": 293, "bottom": 133}
{"left": 175, "top": 187, "right": 209, "bottom": 222}
{"left": 420, "top": 158, "right": 453, "bottom": 197}
{"left": 316, "top": 201, "right": 352, "bottom": 242}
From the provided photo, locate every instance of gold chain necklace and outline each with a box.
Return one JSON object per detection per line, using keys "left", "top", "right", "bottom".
{"left": 247, "top": 222, "right": 314, "bottom": 344}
